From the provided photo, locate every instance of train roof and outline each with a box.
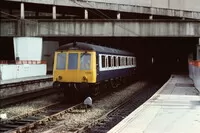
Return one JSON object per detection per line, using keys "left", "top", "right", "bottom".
{"left": 57, "top": 42, "right": 134, "bottom": 56}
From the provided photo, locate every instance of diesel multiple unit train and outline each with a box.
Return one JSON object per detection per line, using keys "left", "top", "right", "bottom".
{"left": 53, "top": 42, "right": 136, "bottom": 101}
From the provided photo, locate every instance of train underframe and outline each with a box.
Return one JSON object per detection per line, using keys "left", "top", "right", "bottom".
{"left": 53, "top": 75, "right": 135, "bottom": 103}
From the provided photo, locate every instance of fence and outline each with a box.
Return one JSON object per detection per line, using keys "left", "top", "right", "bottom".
{"left": 0, "top": 60, "right": 46, "bottom": 64}
{"left": 188, "top": 60, "right": 200, "bottom": 91}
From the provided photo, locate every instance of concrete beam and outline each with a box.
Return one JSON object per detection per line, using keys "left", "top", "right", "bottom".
{"left": 117, "top": 13, "right": 121, "bottom": 20}
{"left": 85, "top": 9, "right": 88, "bottom": 19}
{"left": 5, "top": 0, "right": 200, "bottom": 20}
{"left": 1, "top": 19, "right": 200, "bottom": 37}
{"left": 52, "top": 5, "right": 56, "bottom": 19}
{"left": 197, "top": 39, "right": 200, "bottom": 60}
{"left": 20, "top": 2, "right": 24, "bottom": 19}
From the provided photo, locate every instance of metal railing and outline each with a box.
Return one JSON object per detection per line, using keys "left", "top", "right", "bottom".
{"left": 0, "top": 60, "right": 46, "bottom": 64}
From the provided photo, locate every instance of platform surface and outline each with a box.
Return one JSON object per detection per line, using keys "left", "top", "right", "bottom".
{"left": 108, "top": 75, "right": 200, "bottom": 133}
{"left": 0, "top": 75, "right": 52, "bottom": 85}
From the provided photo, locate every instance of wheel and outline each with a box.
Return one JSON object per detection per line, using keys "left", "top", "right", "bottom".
{"left": 110, "top": 79, "right": 118, "bottom": 89}
{"left": 91, "top": 84, "right": 100, "bottom": 97}
{"left": 63, "top": 85, "right": 80, "bottom": 103}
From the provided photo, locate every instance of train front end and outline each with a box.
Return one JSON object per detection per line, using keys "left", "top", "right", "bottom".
{"left": 53, "top": 50, "right": 97, "bottom": 97}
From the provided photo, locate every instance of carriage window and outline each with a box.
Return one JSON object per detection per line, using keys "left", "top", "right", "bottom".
{"left": 68, "top": 53, "right": 78, "bottom": 70}
{"left": 126, "top": 57, "right": 128, "bottom": 66}
{"left": 114, "top": 56, "right": 117, "bottom": 67}
{"left": 130, "top": 57, "right": 132, "bottom": 65}
{"left": 80, "top": 53, "right": 91, "bottom": 70}
{"left": 118, "top": 57, "right": 121, "bottom": 66}
{"left": 101, "top": 55, "right": 106, "bottom": 68}
{"left": 133, "top": 57, "right": 135, "bottom": 65}
{"left": 56, "top": 53, "right": 66, "bottom": 70}
{"left": 123, "top": 57, "right": 126, "bottom": 66}
{"left": 127, "top": 57, "right": 130, "bottom": 66}
{"left": 108, "top": 56, "right": 111, "bottom": 67}
{"left": 121, "top": 57, "right": 123, "bottom": 66}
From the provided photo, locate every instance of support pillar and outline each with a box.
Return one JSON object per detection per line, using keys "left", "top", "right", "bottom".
{"left": 197, "top": 38, "right": 200, "bottom": 60}
{"left": 84, "top": 9, "right": 88, "bottom": 19}
{"left": 62, "top": 14, "right": 65, "bottom": 18}
{"left": 149, "top": 15, "right": 153, "bottom": 20}
{"left": 9, "top": 9, "right": 12, "bottom": 15}
{"left": 52, "top": 5, "right": 56, "bottom": 19}
{"left": 20, "top": 2, "right": 25, "bottom": 19}
{"left": 35, "top": 12, "right": 39, "bottom": 17}
{"left": 117, "top": 12, "right": 121, "bottom": 19}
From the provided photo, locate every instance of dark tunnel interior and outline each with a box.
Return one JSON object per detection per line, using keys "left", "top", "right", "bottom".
{"left": 49, "top": 37, "right": 197, "bottom": 75}
{"left": 0, "top": 37, "right": 197, "bottom": 76}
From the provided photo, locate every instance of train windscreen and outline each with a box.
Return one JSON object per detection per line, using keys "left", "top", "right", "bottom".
{"left": 68, "top": 53, "right": 78, "bottom": 70}
{"left": 56, "top": 53, "right": 66, "bottom": 70}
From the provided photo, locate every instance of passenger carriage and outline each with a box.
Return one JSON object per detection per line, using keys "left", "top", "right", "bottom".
{"left": 53, "top": 42, "right": 136, "bottom": 100}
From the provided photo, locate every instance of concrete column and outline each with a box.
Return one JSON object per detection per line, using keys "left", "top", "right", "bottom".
{"left": 151, "top": 57, "right": 154, "bottom": 64}
{"left": 84, "top": 9, "right": 88, "bottom": 19}
{"left": 20, "top": 2, "right": 25, "bottom": 19}
{"left": 35, "top": 12, "right": 39, "bottom": 17}
{"left": 9, "top": 9, "right": 12, "bottom": 15}
{"left": 52, "top": 5, "right": 56, "bottom": 19}
{"left": 117, "top": 12, "right": 121, "bottom": 19}
{"left": 197, "top": 39, "right": 200, "bottom": 60}
{"left": 149, "top": 15, "right": 153, "bottom": 20}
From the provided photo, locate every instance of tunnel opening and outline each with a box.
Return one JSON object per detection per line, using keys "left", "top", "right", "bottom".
{"left": 45, "top": 37, "right": 196, "bottom": 77}
{"left": 0, "top": 37, "right": 196, "bottom": 77}
{"left": 0, "top": 37, "right": 15, "bottom": 60}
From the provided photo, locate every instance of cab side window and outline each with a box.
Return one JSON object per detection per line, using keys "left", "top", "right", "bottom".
{"left": 80, "top": 53, "right": 91, "bottom": 70}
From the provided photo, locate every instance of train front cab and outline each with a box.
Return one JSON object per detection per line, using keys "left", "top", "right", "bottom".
{"left": 53, "top": 50, "right": 97, "bottom": 100}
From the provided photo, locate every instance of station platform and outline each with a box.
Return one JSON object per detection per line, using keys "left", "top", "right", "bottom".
{"left": 0, "top": 75, "right": 52, "bottom": 85}
{"left": 108, "top": 75, "right": 200, "bottom": 133}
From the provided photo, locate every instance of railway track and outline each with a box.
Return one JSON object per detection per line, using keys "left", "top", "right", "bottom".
{"left": 0, "top": 102, "right": 82, "bottom": 133}
{"left": 0, "top": 82, "right": 130, "bottom": 133}
{"left": 0, "top": 87, "right": 59, "bottom": 107}
{"left": 75, "top": 83, "right": 163, "bottom": 133}
{"left": 0, "top": 75, "right": 168, "bottom": 133}
{"left": 0, "top": 78, "right": 54, "bottom": 107}
{"left": 0, "top": 78, "right": 52, "bottom": 89}
{"left": 0, "top": 85, "right": 113, "bottom": 133}
{"left": 32, "top": 79, "right": 165, "bottom": 133}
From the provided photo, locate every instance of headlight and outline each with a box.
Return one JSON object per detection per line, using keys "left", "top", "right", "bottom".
{"left": 58, "top": 76, "right": 62, "bottom": 80}
{"left": 82, "top": 76, "right": 88, "bottom": 82}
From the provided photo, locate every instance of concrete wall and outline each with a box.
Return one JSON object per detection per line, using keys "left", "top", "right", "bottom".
{"left": 1, "top": 20, "right": 200, "bottom": 37}
{"left": 13, "top": 37, "right": 43, "bottom": 61}
{"left": 188, "top": 61, "right": 200, "bottom": 92}
{"left": 197, "top": 45, "right": 200, "bottom": 60}
{"left": 0, "top": 64, "right": 46, "bottom": 80}
{"left": 42, "top": 41, "right": 59, "bottom": 72}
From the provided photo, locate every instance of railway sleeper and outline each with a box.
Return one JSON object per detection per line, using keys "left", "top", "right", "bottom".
{"left": 0, "top": 127, "right": 11, "bottom": 132}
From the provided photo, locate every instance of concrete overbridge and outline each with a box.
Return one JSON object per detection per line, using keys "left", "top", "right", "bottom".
{"left": 3, "top": 0, "right": 200, "bottom": 20}
{"left": 1, "top": 19, "right": 200, "bottom": 37}
{"left": 1, "top": 0, "right": 200, "bottom": 75}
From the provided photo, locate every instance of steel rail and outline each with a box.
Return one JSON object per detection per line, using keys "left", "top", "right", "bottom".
{"left": 0, "top": 87, "right": 60, "bottom": 107}
{"left": 74, "top": 83, "right": 162, "bottom": 133}
{"left": 0, "top": 78, "right": 52, "bottom": 89}
{"left": 0, "top": 102, "right": 83, "bottom": 133}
